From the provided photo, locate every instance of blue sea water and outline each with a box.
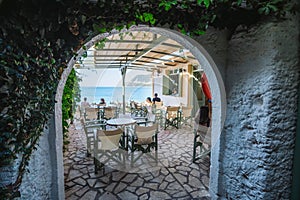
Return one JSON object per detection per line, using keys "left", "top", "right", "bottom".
{"left": 80, "top": 86, "right": 152, "bottom": 104}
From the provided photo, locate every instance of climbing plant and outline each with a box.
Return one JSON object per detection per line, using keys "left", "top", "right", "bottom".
{"left": 0, "top": 0, "right": 297, "bottom": 199}
{"left": 62, "top": 68, "right": 81, "bottom": 149}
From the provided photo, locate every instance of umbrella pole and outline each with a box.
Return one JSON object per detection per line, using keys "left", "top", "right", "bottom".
{"left": 121, "top": 65, "right": 127, "bottom": 115}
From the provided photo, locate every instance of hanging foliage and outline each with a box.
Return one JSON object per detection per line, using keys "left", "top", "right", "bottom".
{"left": 62, "top": 68, "right": 81, "bottom": 149}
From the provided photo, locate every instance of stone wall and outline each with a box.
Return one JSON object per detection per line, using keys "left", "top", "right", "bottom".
{"left": 220, "top": 17, "right": 299, "bottom": 199}
{"left": 18, "top": 125, "right": 53, "bottom": 199}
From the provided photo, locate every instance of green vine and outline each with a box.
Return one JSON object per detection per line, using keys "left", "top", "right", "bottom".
{"left": 0, "top": 0, "right": 297, "bottom": 199}
{"left": 62, "top": 69, "right": 81, "bottom": 150}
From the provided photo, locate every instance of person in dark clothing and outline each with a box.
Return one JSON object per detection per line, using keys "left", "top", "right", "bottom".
{"left": 152, "top": 93, "right": 161, "bottom": 104}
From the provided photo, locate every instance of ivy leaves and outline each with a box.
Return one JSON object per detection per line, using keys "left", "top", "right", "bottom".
{"left": 159, "top": 0, "right": 178, "bottom": 11}
{"left": 62, "top": 68, "right": 81, "bottom": 149}
{"left": 135, "top": 12, "right": 156, "bottom": 25}
{"left": 257, "top": 0, "right": 288, "bottom": 16}
{"left": 197, "top": 0, "right": 211, "bottom": 8}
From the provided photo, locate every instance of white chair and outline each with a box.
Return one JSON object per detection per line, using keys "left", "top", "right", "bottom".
{"left": 81, "top": 118, "right": 106, "bottom": 157}
{"left": 164, "top": 106, "right": 181, "bottom": 129}
{"left": 152, "top": 101, "right": 163, "bottom": 128}
{"left": 180, "top": 106, "right": 193, "bottom": 127}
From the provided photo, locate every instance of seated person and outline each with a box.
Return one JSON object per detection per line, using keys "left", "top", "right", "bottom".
{"left": 145, "top": 97, "right": 152, "bottom": 106}
{"left": 152, "top": 93, "right": 161, "bottom": 104}
{"left": 98, "top": 98, "right": 106, "bottom": 106}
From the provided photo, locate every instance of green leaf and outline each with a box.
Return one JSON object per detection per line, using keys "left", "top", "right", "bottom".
{"left": 159, "top": 0, "right": 177, "bottom": 11}
{"left": 203, "top": 0, "right": 210, "bottom": 8}
{"left": 193, "top": 29, "right": 206, "bottom": 35}
{"left": 268, "top": 4, "right": 278, "bottom": 12}
{"left": 82, "top": 51, "right": 87, "bottom": 58}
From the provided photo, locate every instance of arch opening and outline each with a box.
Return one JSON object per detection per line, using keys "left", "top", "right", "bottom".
{"left": 54, "top": 26, "right": 226, "bottom": 199}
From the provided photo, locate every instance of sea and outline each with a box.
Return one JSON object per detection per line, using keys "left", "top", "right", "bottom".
{"left": 80, "top": 86, "right": 152, "bottom": 104}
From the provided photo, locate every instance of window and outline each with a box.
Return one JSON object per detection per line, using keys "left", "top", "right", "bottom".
{"left": 162, "top": 68, "right": 183, "bottom": 97}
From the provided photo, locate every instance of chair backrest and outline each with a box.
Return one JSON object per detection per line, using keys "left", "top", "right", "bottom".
{"left": 96, "top": 128, "right": 123, "bottom": 150}
{"left": 81, "top": 118, "right": 104, "bottom": 133}
{"left": 154, "top": 101, "right": 163, "bottom": 109}
{"left": 181, "top": 106, "right": 192, "bottom": 118}
{"left": 130, "top": 101, "right": 137, "bottom": 109}
{"left": 166, "top": 106, "right": 180, "bottom": 119}
{"left": 85, "top": 107, "right": 98, "bottom": 120}
{"left": 135, "top": 123, "right": 158, "bottom": 144}
{"left": 104, "top": 106, "right": 116, "bottom": 119}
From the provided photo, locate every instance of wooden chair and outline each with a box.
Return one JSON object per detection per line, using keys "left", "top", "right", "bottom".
{"left": 180, "top": 106, "right": 193, "bottom": 127}
{"left": 193, "top": 124, "right": 211, "bottom": 162}
{"left": 164, "top": 106, "right": 181, "bottom": 130}
{"left": 128, "top": 123, "right": 158, "bottom": 165}
{"left": 93, "top": 128, "right": 125, "bottom": 174}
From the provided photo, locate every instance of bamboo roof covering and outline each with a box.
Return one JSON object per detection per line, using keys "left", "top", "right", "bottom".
{"left": 74, "top": 31, "right": 199, "bottom": 72}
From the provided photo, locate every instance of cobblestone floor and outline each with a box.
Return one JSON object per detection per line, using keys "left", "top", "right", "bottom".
{"left": 64, "top": 120, "right": 211, "bottom": 200}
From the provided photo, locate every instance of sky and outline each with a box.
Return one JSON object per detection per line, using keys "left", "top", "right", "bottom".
{"left": 76, "top": 68, "right": 151, "bottom": 87}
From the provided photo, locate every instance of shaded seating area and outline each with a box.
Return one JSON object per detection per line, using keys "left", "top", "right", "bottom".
{"left": 64, "top": 119, "right": 211, "bottom": 199}
{"left": 79, "top": 102, "right": 212, "bottom": 170}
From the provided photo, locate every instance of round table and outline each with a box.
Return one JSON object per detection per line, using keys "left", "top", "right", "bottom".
{"left": 106, "top": 118, "right": 136, "bottom": 126}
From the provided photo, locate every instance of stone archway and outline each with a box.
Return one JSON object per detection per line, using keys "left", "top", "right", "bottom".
{"left": 54, "top": 26, "right": 226, "bottom": 199}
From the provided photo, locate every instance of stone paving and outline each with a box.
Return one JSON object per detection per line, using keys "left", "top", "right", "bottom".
{"left": 64, "top": 121, "right": 211, "bottom": 200}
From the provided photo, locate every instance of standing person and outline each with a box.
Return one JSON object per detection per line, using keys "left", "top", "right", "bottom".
{"left": 152, "top": 93, "right": 161, "bottom": 104}
{"left": 80, "top": 97, "right": 90, "bottom": 116}
{"left": 81, "top": 97, "right": 91, "bottom": 109}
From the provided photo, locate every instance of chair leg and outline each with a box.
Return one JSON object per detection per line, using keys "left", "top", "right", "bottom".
{"left": 193, "top": 131, "right": 198, "bottom": 163}
{"left": 94, "top": 157, "right": 98, "bottom": 174}
{"left": 87, "top": 151, "right": 91, "bottom": 157}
